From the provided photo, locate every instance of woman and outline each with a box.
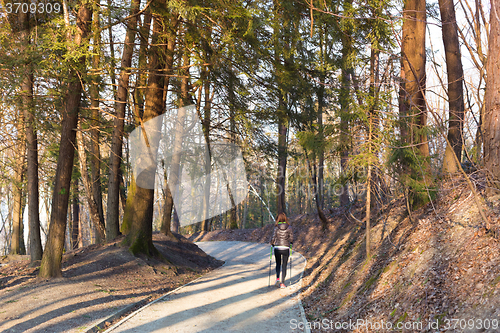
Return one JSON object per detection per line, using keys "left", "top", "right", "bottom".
{"left": 270, "top": 212, "right": 293, "bottom": 289}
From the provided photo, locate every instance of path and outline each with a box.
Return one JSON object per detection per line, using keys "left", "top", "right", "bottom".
{"left": 105, "top": 241, "right": 308, "bottom": 333}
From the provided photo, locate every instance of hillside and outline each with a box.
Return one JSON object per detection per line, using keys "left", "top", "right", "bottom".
{"left": 0, "top": 233, "right": 222, "bottom": 332}
{"left": 190, "top": 176, "right": 500, "bottom": 332}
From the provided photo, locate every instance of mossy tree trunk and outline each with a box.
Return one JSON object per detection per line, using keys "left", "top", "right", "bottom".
{"left": 398, "top": 0, "right": 431, "bottom": 208}
{"left": 122, "top": 9, "right": 166, "bottom": 256}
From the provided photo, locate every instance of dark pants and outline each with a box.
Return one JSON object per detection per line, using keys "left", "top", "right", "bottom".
{"left": 274, "top": 248, "right": 289, "bottom": 282}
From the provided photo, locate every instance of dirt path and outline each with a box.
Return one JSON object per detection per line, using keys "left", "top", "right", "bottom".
{"left": 105, "top": 241, "right": 308, "bottom": 333}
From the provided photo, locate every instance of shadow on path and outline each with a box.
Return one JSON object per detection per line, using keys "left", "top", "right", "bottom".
{"left": 106, "top": 241, "right": 307, "bottom": 333}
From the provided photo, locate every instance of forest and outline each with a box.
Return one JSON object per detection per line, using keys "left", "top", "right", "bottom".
{"left": 0, "top": 0, "right": 499, "bottom": 284}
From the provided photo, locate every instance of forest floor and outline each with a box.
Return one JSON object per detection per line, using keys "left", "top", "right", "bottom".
{"left": 1, "top": 174, "right": 500, "bottom": 333}
{"left": 0, "top": 233, "right": 222, "bottom": 332}
{"left": 190, "top": 175, "right": 500, "bottom": 332}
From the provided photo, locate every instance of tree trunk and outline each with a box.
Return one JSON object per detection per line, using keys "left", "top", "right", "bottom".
{"left": 122, "top": 12, "right": 165, "bottom": 256}
{"left": 76, "top": 125, "right": 105, "bottom": 241}
{"left": 440, "top": 0, "right": 465, "bottom": 173}
{"left": 201, "top": 37, "right": 212, "bottom": 232}
{"left": 160, "top": 170, "right": 175, "bottom": 237}
{"left": 11, "top": 91, "right": 26, "bottom": 256}
{"left": 158, "top": 13, "right": 179, "bottom": 237}
{"left": 398, "top": 0, "right": 430, "bottom": 208}
{"left": 106, "top": 0, "right": 141, "bottom": 242}
{"left": 18, "top": 10, "right": 43, "bottom": 260}
{"left": 39, "top": 3, "right": 92, "bottom": 278}
{"left": 276, "top": 114, "right": 288, "bottom": 215}
{"left": 305, "top": 150, "right": 327, "bottom": 228}
{"left": 71, "top": 179, "right": 79, "bottom": 250}
{"left": 366, "top": 156, "right": 372, "bottom": 258}
{"left": 162, "top": 41, "right": 190, "bottom": 235}
{"left": 317, "top": 84, "right": 325, "bottom": 210}
{"left": 242, "top": 191, "right": 248, "bottom": 229}
{"left": 89, "top": 10, "right": 105, "bottom": 239}
{"left": 228, "top": 64, "right": 238, "bottom": 229}
{"left": 11, "top": 158, "right": 24, "bottom": 255}
{"left": 400, "top": 0, "right": 428, "bottom": 155}
{"left": 339, "top": 60, "right": 352, "bottom": 206}
{"left": 106, "top": 0, "right": 117, "bottom": 98}
{"left": 484, "top": 0, "right": 500, "bottom": 192}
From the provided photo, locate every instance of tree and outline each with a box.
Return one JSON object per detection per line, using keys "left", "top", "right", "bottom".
{"left": 440, "top": 0, "right": 465, "bottom": 173}
{"left": 159, "top": 13, "right": 181, "bottom": 237}
{"left": 19, "top": 9, "right": 43, "bottom": 261}
{"left": 11, "top": 108, "right": 25, "bottom": 255}
{"left": 122, "top": 8, "right": 166, "bottom": 256}
{"left": 89, "top": 10, "right": 105, "bottom": 242}
{"left": 39, "top": 2, "right": 93, "bottom": 278}
{"left": 338, "top": 0, "right": 356, "bottom": 207}
{"left": 106, "top": 0, "right": 142, "bottom": 241}
{"left": 76, "top": 124, "right": 105, "bottom": 241}
{"left": 271, "top": 0, "right": 303, "bottom": 215}
{"left": 484, "top": 0, "right": 500, "bottom": 192}
{"left": 10, "top": 11, "right": 29, "bottom": 256}
{"left": 396, "top": 0, "right": 431, "bottom": 208}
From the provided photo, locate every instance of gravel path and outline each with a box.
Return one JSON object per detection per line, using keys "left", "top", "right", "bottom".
{"left": 105, "top": 241, "right": 308, "bottom": 333}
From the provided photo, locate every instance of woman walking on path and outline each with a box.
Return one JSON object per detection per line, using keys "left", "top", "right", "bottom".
{"left": 270, "top": 213, "right": 293, "bottom": 289}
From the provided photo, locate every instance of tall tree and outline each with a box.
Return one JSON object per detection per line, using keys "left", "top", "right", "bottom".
{"left": 122, "top": 9, "right": 166, "bottom": 255}
{"left": 397, "top": 0, "right": 430, "bottom": 208}
{"left": 39, "top": 2, "right": 93, "bottom": 278}
{"left": 160, "top": 16, "right": 185, "bottom": 237}
{"left": 338, "top": 0, "right": 356, "bottom": 207}
{"left": 484, "top": 0, "right": 500, "bottom": 192}
{"left": 89, "top": 10, "right": 105, "bottom": 241}
{"left": 106, "top": 0, "right": 141, "bottom": 241}
{"left": 11, "top": 108, "right": 25, "bottom": 255}
{"left": 76, "top": 125, "right": 105, "bottom": 241}
{"left": 166, "top": 38, "right": 192, "bottom": 235}
{"left": 19, "top": 10, "right": 43, "bottom": 261}
{"left": 271, "top": 0, "right": 301, "bottom": 215}
{"left": 201, "top": 37, "right": 213, "bottom": 232}
{"left": 440, "top": 0, "right": 465, "bottom": 173}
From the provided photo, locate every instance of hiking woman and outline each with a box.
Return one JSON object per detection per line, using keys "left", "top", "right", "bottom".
{"left": 270, "top": 212, "right": 293, "bottom": 289}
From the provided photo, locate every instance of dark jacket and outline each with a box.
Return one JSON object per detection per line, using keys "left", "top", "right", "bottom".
{"left": 270, "top": 223, "right": 293, "bottom": 247}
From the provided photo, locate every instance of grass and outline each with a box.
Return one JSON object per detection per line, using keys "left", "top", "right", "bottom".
{"left": 95, "top": 288, "right": 116, "bottom": 294}
{"left": 342, "top": 281, "right": 352, "bottom": 290}
{"left": 395, "top": 312, "right": 408, "bottom": 326}
{"left": 340, "top": 290, "right": 355, "bottom": 308}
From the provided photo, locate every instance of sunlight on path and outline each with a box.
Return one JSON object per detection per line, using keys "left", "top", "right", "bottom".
{"left": 105, "top": 241, "right": 307, "bottom": 333}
